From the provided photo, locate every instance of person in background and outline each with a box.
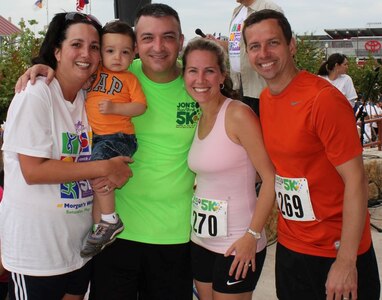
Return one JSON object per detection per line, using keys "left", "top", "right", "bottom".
{"left": 374, "top": 99, "right": 382, "bottom": 137}
{"left": 80, "top": 20, "right": 147, "bottom": 258}
{"left": 205, "top": 0, "right": 283, "bottom": 116}
{"left": 243, "top": 9, "right": 380, "bottom": 300}
{"left": 360, "top": 99, "right": 382, "bottom": 143}
{"left": 318, "top": 53, "right": 358, "bottom": 108}
{"left": 183, "top": 38, "right": 275, "bottom": 300}
{"left": 0, "top": 12, "right": 131, "bottom": 300}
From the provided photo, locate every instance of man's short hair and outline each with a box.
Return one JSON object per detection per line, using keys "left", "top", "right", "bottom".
{"left": 134, "top": 3, "right": 182, "bottom": 35}
{"left": 243, "top": 9, "right": 292, "bottom": 46}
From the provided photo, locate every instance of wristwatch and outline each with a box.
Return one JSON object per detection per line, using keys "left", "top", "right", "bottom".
{"left": 247, "top": 228, "right": 261, "bottom": 240}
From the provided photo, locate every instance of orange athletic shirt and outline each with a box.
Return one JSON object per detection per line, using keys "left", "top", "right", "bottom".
{"left": 86, "top": 65, "right": 147, "bottom": 135}
{"left": 260, "top": 71, "right": 371, "bottom": 257}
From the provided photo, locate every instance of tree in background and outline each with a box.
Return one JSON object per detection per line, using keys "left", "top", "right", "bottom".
{"left": 348, "top": 56, "right": 382, "bottom": 103}
{"left": 0, "top": 19, "right": 43, "bottom": 121}
{"left": 0, "top": 23, "right": 381, "bottom": 122}
{"left": 294, "top": 34, "right": 325, "bottom": 74}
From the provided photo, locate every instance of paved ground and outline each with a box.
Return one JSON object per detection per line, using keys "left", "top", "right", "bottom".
{"left": 83, "top": 203, "right": 382, "bottom": 300}
{"left": 252, "top": 204, "right": 382, "bottom": 300}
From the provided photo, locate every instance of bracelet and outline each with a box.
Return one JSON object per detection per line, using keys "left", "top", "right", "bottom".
{"left": 247, "top": 228, "right": 261, "bottom": 240}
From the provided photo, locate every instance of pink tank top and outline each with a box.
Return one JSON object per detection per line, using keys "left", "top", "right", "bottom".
{"left": 188, "top": 98, "right": 267, "bottom": 254}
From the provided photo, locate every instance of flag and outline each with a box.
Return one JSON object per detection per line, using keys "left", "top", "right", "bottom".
{"left": 76, "top": 0, "right": 89, "bottom": 11}
{"left": 34, "top": 0, "right": 42, "bottom": 9}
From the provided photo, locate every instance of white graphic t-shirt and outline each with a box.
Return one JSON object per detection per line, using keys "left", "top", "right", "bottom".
{"left": 0, "top": 78, "right": 93, "bottom": 276}
{"left": 228, "top": 6, "right": 247, "bottom": 73}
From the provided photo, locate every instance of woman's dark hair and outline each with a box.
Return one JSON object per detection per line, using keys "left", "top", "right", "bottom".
{"left": 182, "top": 37, "right": 234, "bottom": 99}
{"left": 317, "top": 53, "right": 348, "bottom": 76}
{"left": 103, "top": 20, "right": 136, "bottom": 45}
{"left": 32, "top": 12, "right": 103, "bottom": 70}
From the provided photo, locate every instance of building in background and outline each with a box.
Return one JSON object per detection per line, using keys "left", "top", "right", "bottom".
{"left": 0, "top": 16, "right": 21, "bottom": 56}
{"left": 300, "top": 23, "right": 382, "bottom": 62}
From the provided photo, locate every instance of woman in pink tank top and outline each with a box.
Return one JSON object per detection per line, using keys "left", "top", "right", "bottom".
{"left": 182, "top": 38, "right": 276, "bottom": 300}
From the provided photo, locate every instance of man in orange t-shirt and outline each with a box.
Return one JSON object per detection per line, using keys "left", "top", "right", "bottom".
{"left": 243, "top": 9, "right": 380, "bottom": 300}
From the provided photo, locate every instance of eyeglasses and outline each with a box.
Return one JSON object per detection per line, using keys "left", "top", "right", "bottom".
{"left": 64, "top": 12, "right": 102, "bottom": 28}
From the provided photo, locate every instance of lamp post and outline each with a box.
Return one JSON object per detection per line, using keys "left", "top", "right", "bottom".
{"left": 356, "top": 30, "right": 360, "bottom": 59}
{"left": 324, "top": 42, "right": 329, "bottom": 60}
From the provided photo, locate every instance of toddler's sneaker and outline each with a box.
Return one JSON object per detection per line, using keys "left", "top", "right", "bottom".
{"left": 80, "top": 216, "right": 124, "bottom": 258}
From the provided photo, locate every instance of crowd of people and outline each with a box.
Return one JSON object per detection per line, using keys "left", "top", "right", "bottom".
{"left": 0, "top": 1, "right": 380, "bottom": 300}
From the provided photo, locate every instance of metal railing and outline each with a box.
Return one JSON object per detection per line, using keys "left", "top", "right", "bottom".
{"left": 357, "top": 116, "right": 382, "bottom": 150}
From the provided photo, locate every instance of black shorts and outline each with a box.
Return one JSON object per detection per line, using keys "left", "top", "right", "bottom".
{"left": 191, "top": 241, "right": 266, "bottom": 294}
{"left": 90, "top": 238, "right": 193, "bottom": 300}
{"left": 8, "top": 260, "right": 92, "bottom": 300}
{"left": 276, "top": 242, "right": 381, "bottom": 300}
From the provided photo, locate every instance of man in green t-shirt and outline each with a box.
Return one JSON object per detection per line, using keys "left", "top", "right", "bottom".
{"left": 90, "top": 4, "right": 200, "bottom": 299}
{"left": 15, "top": 4, "right": 200, "bottom": 299}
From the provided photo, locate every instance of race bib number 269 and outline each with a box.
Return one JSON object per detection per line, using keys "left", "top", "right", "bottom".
{"left": 275, "top": 175, "right": 316, "bottom": 221}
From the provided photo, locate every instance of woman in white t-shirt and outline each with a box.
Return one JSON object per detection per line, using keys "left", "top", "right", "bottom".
{"left": 318, "top": 53, "right": 358, "bottom": 108}
{"left": 0, "top": 12, "right": 132, "bottom": 300}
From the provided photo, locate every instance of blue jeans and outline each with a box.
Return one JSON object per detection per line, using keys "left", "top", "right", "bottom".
{"left": 91, "top": 132, "right": 137, "bottom": 161}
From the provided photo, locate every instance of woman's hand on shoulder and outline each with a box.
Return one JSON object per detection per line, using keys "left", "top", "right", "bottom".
{"left": 15, "top": 64, "right": 55, "bottom": 93}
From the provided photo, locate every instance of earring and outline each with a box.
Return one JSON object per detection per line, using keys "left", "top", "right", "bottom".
{"left": 220, "top": 83, "right": 225, "bottom": 90}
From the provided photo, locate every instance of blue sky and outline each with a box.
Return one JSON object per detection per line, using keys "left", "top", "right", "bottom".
{"left": 2, "top": 0, "right": 382, "bottom": 41}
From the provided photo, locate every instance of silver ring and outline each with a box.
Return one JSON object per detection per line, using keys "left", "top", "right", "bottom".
{"left": 343, "top": 298, "right": 349, "bottom": 300}
{"left": 244, "top": 262, "right": 251, "bottom": 267}
{"left": 103, "top": 185, "right": 110, "bottom": 192}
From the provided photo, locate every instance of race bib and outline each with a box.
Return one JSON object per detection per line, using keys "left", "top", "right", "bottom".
{"left": 191, "top": 195, "right": 228, "bottom": 238}
{"left": 275, "top": 175, "right": 316, "bottom": 221}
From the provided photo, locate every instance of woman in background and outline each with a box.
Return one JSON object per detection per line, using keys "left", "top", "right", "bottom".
{"left": 318, "top": 53, "right": 358, "bottom": 108}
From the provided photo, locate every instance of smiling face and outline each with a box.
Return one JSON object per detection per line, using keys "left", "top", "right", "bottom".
{"left": 101, "top": 33, "right": 135, "bottom": 72}
{"left": 135, "top": 15, "right": 184, "bottom": 82}
{"left": 54, "top": 23, "right": 100, "bottom": 86}
{"left": 183, "top": 49, "right": 225, "bottom": 105}
{"left": 244, "top": 18, "right": 297, "bottom": 94}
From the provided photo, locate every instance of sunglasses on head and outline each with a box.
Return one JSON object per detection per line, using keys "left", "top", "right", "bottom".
{"left": 64, "top": 12, "right": 102, "bottom": 28}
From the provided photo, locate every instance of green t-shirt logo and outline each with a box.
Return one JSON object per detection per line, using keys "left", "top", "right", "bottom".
{"left": 176, "top": 101, "right": 200, "bottom": 128}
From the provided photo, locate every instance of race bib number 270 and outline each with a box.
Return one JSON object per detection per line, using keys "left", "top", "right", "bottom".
{"left": 191, "top": 196, "right": 228, "bottom": 238}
